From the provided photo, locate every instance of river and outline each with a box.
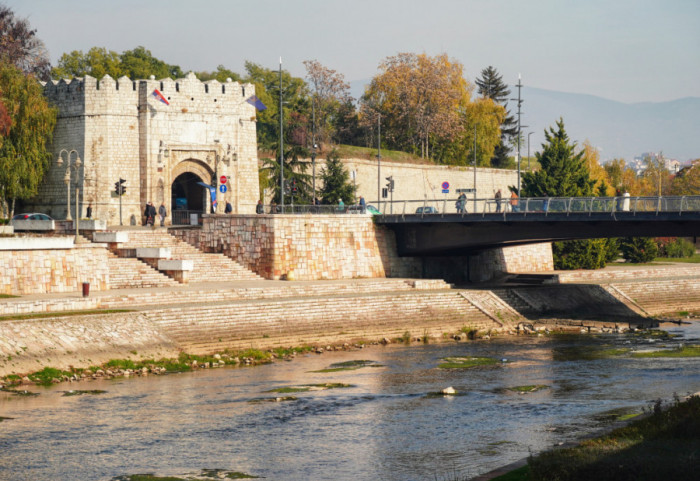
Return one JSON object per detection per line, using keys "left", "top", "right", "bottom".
{"left": 1, "top": 322, "right": 700, "bottom": 481}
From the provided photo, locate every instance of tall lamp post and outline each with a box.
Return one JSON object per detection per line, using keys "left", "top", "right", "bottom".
{"left": 473, "top": 124, "right": 477, "bottom": 212}
{"left": 57, "top": 149, "right": 81, "bottom": 221}
{"left": 527, "top": 131, "right": 533, "bottom": 171}
{"left": 512, "top": 74, "right": 524, "bottom": 195}
{"left": 376, "top": 113, "right": 381, "bottom": 213}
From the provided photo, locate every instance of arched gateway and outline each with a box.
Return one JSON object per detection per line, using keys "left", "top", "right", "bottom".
{"left": 169, "top": 159, "right": 214, "bottom": 225}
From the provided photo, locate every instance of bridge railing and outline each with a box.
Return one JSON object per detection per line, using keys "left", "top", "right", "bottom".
{"left": 377, "top": 195, "right": 700, "bottom": 220}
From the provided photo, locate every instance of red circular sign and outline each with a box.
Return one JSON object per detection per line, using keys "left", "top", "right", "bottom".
{"left": 441, "top": 181, "right": 450, "bottom": 189}
{"left": 220, "top": 175, "right": 227, "bottom": 184}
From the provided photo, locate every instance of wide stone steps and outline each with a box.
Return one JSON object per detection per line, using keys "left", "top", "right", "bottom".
{"left": 461, "top": 290, "right": 524, "bottom": 326}
{"left": 490, "top": 288, "right": 539, "bottom": 316}
{"left": 111, "top": 230, "right": 263, "bottom": 282}
{"left": 144, "top": 291, "right": 498, "bottom": 353}
{"left": 611, "top": 279, "right": 700, "bottom": 315}
{"left": 106, "top": 256, "right": 179, "bottom": 289}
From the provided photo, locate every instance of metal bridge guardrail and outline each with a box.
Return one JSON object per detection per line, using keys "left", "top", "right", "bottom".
{"left": 374, "top": 196, "right": 700, "bottom": 221}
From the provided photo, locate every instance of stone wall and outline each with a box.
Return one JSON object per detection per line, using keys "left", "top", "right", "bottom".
{"left": 272, "top": 157, "right": 520, "bottom": 214}
{"left": 469, "top": 243, "right": 554, "bottom": 282}
{"left": 0, "top": 245, "right": 110, "bottom": 295}
{"left": 172, "top": 214, "right": 552, "bottom": 282}
{"left": 173, "top": 214, "right": 422, "bottom": 280}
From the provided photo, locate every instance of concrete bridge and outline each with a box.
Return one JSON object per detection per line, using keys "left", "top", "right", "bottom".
{"left": 375, "top": 196, "right": 700, "bottom": 256}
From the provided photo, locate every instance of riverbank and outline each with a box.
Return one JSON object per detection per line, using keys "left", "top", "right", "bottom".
{"left": 482, "top": 393, "right": 700, "bottom": 481}
{"left": 2, "top": 263, "right": 700, "bottom": 379}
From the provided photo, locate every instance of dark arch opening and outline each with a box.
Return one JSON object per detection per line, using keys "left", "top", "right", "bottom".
{"left": 172, "top": 172, "right": 207, "bottom": 216}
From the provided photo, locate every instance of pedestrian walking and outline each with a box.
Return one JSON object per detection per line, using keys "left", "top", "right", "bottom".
{"left": 86, "top": 203, "right": 92, "bottom": 219}
{"left": 510, "top": 191, "right": 519, "bottom": 212}
{"left": 359, "top": 196, "right": 366, "bottom": 213}
{"left": 256, "top": 200, "right": 264, "bottom": 214}
{"left": 225, "top": 201, "right": 233, "bottom": 214}
{"left": 158, "top": 202, "right": 167, "bottom": 226}
{"left": 495, "top": 189, "right": 502, "bottom": 212}
{"left": 456, "top": 193, "right": 466, "bottom": 213}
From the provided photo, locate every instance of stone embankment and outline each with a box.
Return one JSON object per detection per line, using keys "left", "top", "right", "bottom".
{"left": 2, "top": 264, "right": 700, "bottom": 378}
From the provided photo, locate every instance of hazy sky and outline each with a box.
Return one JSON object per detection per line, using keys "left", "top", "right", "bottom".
{"left": 6, "top": 0, "right": 699, "bottom": 103}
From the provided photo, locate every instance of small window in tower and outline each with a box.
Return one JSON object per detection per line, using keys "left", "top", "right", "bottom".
{"left": 160, "top": 82, "right": 164, "bottom": 91}
{"left": 176, "top": 83, "right": 179, "bottom": 92}
{"left": 222, "top": 85, "right": 226, "bottom": 94}
{"left": 132, "top": 82, "right": 136, "bottom": 91}
{"left": 205, "top": 84, "right": 209, "bottom": 93}
{"left": 242, "top": 87, "right": 245, "bottom": 97}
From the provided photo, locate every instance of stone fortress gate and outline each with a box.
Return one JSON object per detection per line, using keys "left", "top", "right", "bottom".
{"left": 34, "top": 72, "right": 260, "bottom": 224}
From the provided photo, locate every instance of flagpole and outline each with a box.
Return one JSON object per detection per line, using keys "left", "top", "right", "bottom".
{"left": 279, "top": 57, "right": 284, "bottom": 209}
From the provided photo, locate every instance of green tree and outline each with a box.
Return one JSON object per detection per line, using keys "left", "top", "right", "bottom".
{"left": 319, "top": 149, "right": 356, "bottom": 205}
{"left": 522, "top": 119, "right": 607, "bottom": 269}
{"left": 0, "top": 61, "right": 57, "bottom": 217}
{"left": 475, "top": 66, "right": 517, "bottom": 168}
{"left": 52, "top": 47, "right": 123, "bottom": 79}
{"left": 244, "top": 61, "right": 309, "bottom": 151}
{"left": 261, "top": 145, "right": 311, "bottom": 205}
{"left": 620, "top": 237, "right": 658, "bottom": 263}
{"left": 51, "top": 46, "right": 182, "bottom": 80}
{"left": 196, "top": 65, "right": 241, "bottom": 83}
{"left": 522, "top": 119, "right": 595, "bottom": 197}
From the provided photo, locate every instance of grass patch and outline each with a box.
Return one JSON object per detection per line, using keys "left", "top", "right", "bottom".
{"left": 438, "top": 356, "right": 501, "bottom": 369}
{"left": 632, "top": 345, "right": 700, "bottom": 358}
{"left": 62, "top": 389, "right": 107, "bottom": 397}
{"left": 0, "top": 294, "right": 17, "bottom": 299}
{"left": 0, "top": 309, "right": 132, "bottom": 322}
{"left": 508, "top": 385, "right": 549, "bottom": 393}
{"left": 652, "top": 254, "right": 700, "bottom": 263}
{"left": 0, "top": 416, "right": 14, "bottom": 422}
{"left": 112, "top": 471, "right": 260, "bottom": 481}
{"left": 0, "top": 387, "right": 39, "bottom": 396}
{"left": 553, "top": 346, "right": 631, "bottom": 361}
{"left": 311, "top": 360, "right": 380, "bottom": 373}
{"left": 490, "top": 465, "right": 530, "bottom": 481}
{"left": 266, "top": 383, "right": 353, "bottom": 393}
{"left": 631, "top": 329, "right": 679, "bottom": 340}
{"left": 526, "top": 395, "right": 700, "bottom": 481}
{"left": 28, "top": 367, "right": 72, "bottom": 386}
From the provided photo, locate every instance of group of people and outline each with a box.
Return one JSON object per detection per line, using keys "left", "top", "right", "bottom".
{"left": 455, "top": 189, "right": 520, "bottom": 213}
{"left": 143, "top": 201, "right": 167, "bottom": 226}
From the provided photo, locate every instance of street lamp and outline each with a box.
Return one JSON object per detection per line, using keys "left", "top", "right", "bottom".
{"left": 56, "top": 149, "right": 81, "bottom": 221}
{"left": 527, "top": 132, "right": 533, "bottom": 171}
{"left": 473, "top": 124, "right": 477, "bottom": 212}
{"left": 376, "top": 113, "right": 381, "bottom": 212}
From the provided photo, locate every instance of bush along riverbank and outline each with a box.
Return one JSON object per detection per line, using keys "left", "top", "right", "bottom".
{"left": 489, "top": 394, "right": 700, "bottom": 481}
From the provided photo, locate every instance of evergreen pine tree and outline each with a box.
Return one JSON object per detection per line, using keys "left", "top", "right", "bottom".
{"left": 475, "top": 66, "right": 517, "bottom": 167}
{"left": 319, "top": 149, "right": 356, "bottom": 205}
{"left": 522, "top": 118, "right": 607, "bottom": 270}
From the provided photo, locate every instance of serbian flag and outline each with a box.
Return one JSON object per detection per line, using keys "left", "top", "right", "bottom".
{"left": 246, "top": 95, "right": 267, "bottom": 111}
{"left": 151, "top": 89, "right": 169, "bottom": 105}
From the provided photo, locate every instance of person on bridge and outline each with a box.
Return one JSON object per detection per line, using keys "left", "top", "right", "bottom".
{"left": 456, "top": 193, "right": 466, "bottom": 213}
{"left": 256, "top": 200, "right": 264, "bottom": 214}
{"left": 510, "top": 191, "right": 519, "bottom": 212}
{"left": 225, "top": 201, "right": 233, "bottom": 214}
{"left": 359, "top": 196, "right": 366, "bottom": 213}
{"left": 495, "top": 189, "right": 502, "bottom": 212}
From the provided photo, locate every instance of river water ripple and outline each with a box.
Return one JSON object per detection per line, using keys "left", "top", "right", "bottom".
{"left": 2, "top": 322, "right": 700, "bottom": 481}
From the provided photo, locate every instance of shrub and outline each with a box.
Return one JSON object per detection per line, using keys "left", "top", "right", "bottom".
{"left": 620, "top": 237, "right": 658, "bottom": 263}
{"left": 659, "top": 237, "right": 695, "bottom": 258}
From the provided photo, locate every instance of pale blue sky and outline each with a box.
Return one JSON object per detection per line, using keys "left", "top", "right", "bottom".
{"left": 6, "top": 0, "right": 699, "bottom": 103}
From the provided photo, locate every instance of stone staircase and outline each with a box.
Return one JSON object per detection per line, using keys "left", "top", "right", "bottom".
{"left": 460, "top": 290, "right": 524, "bottom": 326}
{"left": 110, "top": 230, "right": 263, "bottom": 283}
{"left": 610, "top": 278, "right": 700, "bottom": 315}
{"left": 143, "top": 290, "right": 501, "bottom": 354}
{"left": 490, "top": 288, "right": 539, "bottom": 317}
{"left": 106, "top": 253, "right": 179, "bottom": 289}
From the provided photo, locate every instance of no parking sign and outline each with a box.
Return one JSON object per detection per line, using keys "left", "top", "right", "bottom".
{"left": 442, "top": 181, "right": 449, "bottom": 194}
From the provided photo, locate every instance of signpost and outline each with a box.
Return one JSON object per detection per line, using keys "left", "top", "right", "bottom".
{"left": 219, "top": 184, "right": 227, "bottom": 194}
{"left": 442, "top": 181, "right": 450, "bottom": 194}
{"left": 220, "top": 175, "right": 227, "bottom": 184}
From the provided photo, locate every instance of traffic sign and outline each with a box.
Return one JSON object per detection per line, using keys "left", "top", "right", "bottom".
{"left": 220, "top": 175, "right": 227, "bottom": 184}
{"left": 219, "top": 184, "right": 227, "bottom": 193}
{"left": 456, "top": 188, "right": 475, "bottom": 193}
{"left": 442, "top": 189, "right": 449, "bottom": 194}
{"left": 441, "top": 181, "right": 450, "bottom": 190}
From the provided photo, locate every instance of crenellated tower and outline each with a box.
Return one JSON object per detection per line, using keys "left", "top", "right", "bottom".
{"left": 36, "top": 72, "right": 260, "bottom": 224}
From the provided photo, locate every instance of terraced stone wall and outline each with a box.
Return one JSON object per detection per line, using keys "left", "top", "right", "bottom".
{"left": 0, "top": 245, "right": 109, "bottom": 295}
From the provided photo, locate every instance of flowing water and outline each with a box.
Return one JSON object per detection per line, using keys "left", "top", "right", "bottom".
{"left": 2, "top": 322, "right": 700, "bottom": 481}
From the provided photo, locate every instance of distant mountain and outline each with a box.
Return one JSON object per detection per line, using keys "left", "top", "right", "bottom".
{"left": 521, "top": 87, "right": 700, "bottom": 163}
{"left": 349, "top": 79, "right": 700, "bottom": 163}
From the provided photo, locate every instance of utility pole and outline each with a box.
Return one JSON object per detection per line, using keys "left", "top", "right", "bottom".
{"left": 512, "top": 74, "right": 524, "bottom": 195}
{"left": 279, "top": 57, "right": 284, "bottom": 209}
{"left": 473, "top": 124, "right": 477, "bottom": 212}
{"left": 311, "top": 96, "right": 316, "bottom": 202}
{"left": 377, "top": 113, "right": 381, "bottom": 213}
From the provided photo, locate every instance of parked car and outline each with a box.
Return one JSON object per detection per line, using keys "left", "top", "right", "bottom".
{"left": 347, "top": 204, "right": 382, "bottom": 215}
{"left": 12, "top": 213, "right": 53, "bottom": 220}
{"left": 415, "top": 206, "right": 438, "bottom": 214}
